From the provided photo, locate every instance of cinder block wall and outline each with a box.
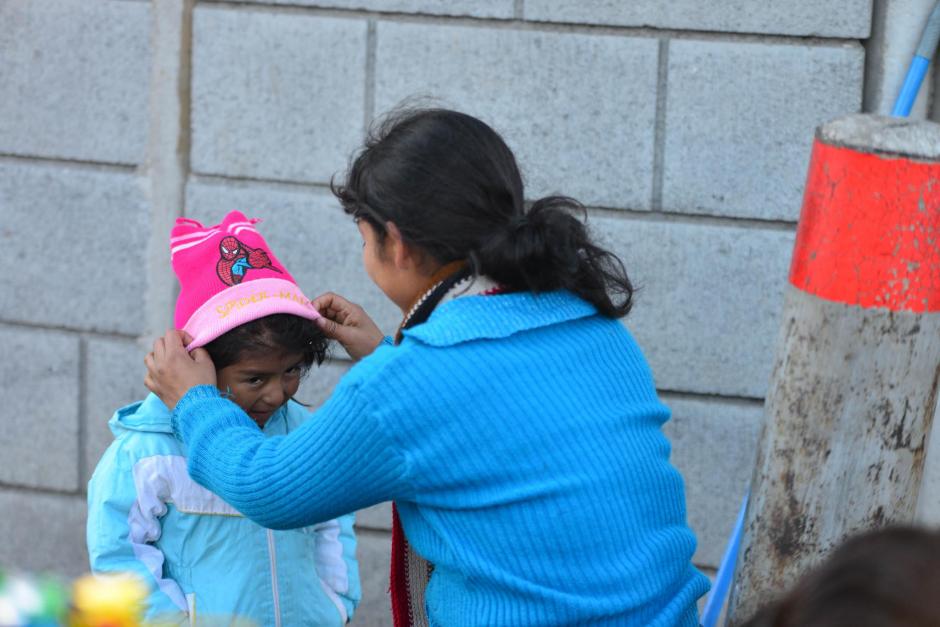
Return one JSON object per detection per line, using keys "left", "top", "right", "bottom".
{"left": 4, "top": 0, "right": 934, "bottom": 624}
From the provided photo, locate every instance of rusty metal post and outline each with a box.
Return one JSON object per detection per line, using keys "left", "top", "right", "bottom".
{"left": 727, "top": 114, "right": 940, "bottom": 624}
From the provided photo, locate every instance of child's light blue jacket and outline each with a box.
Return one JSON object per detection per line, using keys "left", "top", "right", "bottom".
{"left": 87, "top": 394, "right": 360, "bottom": 627}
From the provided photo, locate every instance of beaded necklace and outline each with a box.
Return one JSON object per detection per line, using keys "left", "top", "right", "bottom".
{"left": 393, "top": 260, "right": 470, "bottom": 345}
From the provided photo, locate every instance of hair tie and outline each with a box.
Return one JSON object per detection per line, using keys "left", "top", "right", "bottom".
{"left": 507, "top": 213, "right": 529, "bottom": 231}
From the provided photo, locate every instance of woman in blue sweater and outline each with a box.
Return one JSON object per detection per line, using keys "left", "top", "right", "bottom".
{"left": 146, "top": 108, "right": 710, "bottom": 626}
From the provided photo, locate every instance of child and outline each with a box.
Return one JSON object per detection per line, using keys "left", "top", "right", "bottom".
{"left": 87, "top": 211, "right": 360, "bottom": 626}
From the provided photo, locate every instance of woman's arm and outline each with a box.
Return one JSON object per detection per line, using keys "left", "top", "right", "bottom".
{"left": 172, "top": 381, "right": 408, "bottom": 529}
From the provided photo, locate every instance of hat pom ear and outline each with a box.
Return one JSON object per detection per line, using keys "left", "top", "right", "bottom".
{"left": 170, "top": 217, "right": 210, "bottom": 241}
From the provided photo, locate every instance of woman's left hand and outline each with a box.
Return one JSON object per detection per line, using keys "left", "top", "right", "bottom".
{"left": 144, "top": 330, "right": 217, "bottom": 411}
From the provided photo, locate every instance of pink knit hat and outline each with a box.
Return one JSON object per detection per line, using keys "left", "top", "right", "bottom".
{"left": 171, "top": 210, "right": 320, "bottom": 350}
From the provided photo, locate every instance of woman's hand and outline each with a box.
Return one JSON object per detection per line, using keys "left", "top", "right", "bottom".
{"left": 313, "top": 292, "right": 385, "bottom": 361}
{"left": 144, "top": 330, "right": 217, "bottom": 411}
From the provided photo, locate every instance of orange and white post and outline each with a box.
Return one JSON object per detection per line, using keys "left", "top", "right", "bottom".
{"left": 727, "top": 114, "right": 940, "bottom": 623}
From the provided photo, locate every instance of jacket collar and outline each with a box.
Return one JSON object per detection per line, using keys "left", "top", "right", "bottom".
{"left": 107, "top": 393, "right": 174, "bottom": 435}
{"left": 111, "top": 392, "right": 290, "bottom": 435}
{"left": 401, "top": 290, "right": 597, "bottom": 347}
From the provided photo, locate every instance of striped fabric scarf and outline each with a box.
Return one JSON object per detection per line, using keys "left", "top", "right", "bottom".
{"left": 389, "top": 264, "right": 504, "bottom": 627}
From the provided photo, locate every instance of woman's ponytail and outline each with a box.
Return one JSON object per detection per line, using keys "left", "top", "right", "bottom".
{"left": 476, "top": 196, "right": 634, "bottom": 318}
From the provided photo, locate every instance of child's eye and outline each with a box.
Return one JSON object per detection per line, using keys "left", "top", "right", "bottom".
{"left": 246, "top": 377, "right": 264, "bottom": 386}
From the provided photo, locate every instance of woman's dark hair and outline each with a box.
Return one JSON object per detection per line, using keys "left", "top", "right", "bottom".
{"left": 741, "top": 526, "right": 940, "bottom": 627}
{"left": 203, "top": 314, "right": 328, "bottom": 372}
{"left": 331, "top": 108, "right": 634, "bottom": 318}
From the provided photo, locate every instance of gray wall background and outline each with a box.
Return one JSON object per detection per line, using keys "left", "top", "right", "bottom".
{"left": 1, "top": 0, "right": 938, "bottom": 624}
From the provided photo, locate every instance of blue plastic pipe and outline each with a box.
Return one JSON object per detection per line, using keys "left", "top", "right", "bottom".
{"left": 892, "top": 1, "right": 940, "bottom": 116}
{"left": 893, "top": 55, "right": 931, "bottom": 116}
{"left": 700, "top": 492, "right": 749, "bottom": 627}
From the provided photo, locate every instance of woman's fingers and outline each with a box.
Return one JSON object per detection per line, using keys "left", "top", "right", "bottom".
{"left": 314, "top": 295, "right": 352, "bottom": 327}
{"left": 164, "top": 328, "right": 184, "bottom": 349}
{"left": 152, "top": 336, "right": 165, "bottom": 359}
{"left": 311, "top": 292, "right": 384, "bottom": 361}
{"left": 143, "top": 329, "right": 218, "bottom": 410}
{"left": 190, "top": 347, "right": 213, "bottom": 366}
{"left": 314, "top": 292, "right": 359, "bottom": 322}
{"left": 314, "top": 316, "right": 345, "bottom": 340}
{"left": 313, "top": 292, "right": 343, "bottom": 316}
{"left": 143, "top": 353, "right": 156, "bottom": 385}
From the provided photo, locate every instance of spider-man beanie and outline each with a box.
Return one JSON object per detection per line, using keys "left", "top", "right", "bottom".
{"left": 171, "top": 210, "right": 320, "bottom": 350}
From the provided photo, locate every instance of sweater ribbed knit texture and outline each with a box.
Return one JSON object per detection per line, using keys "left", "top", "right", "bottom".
{"left": 174, "top": 290, "right": 710, "bottom": 626}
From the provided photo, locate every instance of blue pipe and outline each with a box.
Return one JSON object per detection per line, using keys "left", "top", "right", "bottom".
{"left": 893, "top": 55, "right": 931, "bottom": 116}
{"left": 892, "top": 1, "right": 940, "bottom": 117}
{"left": 700, "top": 492, "right": 749, "bottom": 627}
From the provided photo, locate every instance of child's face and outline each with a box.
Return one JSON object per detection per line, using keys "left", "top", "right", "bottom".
{"left": 216, "top": 350, "right": 305, "bottom": 428}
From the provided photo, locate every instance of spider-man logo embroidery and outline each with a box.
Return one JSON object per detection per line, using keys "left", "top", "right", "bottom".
{"left": 216, "top": 236, "right": 281, "bottom": 286}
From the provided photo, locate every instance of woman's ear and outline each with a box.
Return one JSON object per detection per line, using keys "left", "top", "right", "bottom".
{"left": 385, "top": 221, "right": 435, "bottom": 274}
{"left": 385, "top": 221, "right": 412, "bottom": 270}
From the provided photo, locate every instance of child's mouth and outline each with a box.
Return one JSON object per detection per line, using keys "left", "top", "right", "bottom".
{"left": 249, "top": 409, "right": 273, "bottom": 422}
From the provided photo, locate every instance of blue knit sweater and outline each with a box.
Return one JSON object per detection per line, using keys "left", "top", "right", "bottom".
{"left": 174, "top": 290, "right": 709, "bottom": 626}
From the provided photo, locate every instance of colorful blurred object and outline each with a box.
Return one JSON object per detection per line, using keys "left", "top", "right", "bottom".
{"left": 0, "top": 570, "right": 152, "bottom": 627}
{"left": 0, "top": 570, "right": 69, "bottom": 626}
{"left": 0, "top": 568, "right": 262, "bottom": 626}
{"left": 69, "top": 573, "right": 148, "bottom": 627}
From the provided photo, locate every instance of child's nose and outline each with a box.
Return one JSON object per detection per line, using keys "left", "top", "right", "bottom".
{"left": 263, "top": 381, "right": 287, "bottom": 407}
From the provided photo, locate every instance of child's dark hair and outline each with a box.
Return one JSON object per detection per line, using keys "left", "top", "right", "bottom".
{"left": 332, "top": 107, "right": 635, "bottom": 318}
{"left": 741, "top": 526, "right": 940, "bottom": 627}
{"left": 203, "top": 314, "right": 328, "bottom": 372}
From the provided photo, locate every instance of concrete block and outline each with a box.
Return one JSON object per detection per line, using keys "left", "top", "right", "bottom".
{"left": 0, "top": 162, "right": 149, "bottom": 335}
{"left": 663, "top": 40, "right": 864, "bottom": 221}
{"left": 185, "top": 178, "right": 402, "bottom": 335}
{"left": 0, "top": 326, "right": 80, "bottom": 491}
{"left": 356, "top": 502, "right": 393, "bottom": 531}
{"left": 375, "top": 22, "right": 659, "bottom": 209}
{"left": 662, "top": 397, "right": 764, "bottom": 569}
{"left": 0, "top": 0, "right": 150, "bottom": 164}
{"left": 591, "top": 214, "right": 795, "bottom": 398}
{"left": 524, "top": 0, "right": 872, "bottom": 38}
{"left": 226, "top": 0, "right": 513, "bottom": 18}
{"left": 351, "top": 530, "right": 392, "bottom": 626}
{"left": 0, "top": 489, "right": 89, "bottom": 577}
{"left": 84, "top": 338, "right": 148, "bottom": 484}
{"left": 191, "top": 6, "right": 367, "bottom": 184}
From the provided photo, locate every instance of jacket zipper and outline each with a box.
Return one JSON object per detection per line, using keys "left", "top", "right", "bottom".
{"left": 267, "top": 529, "right": 282, "bottom": 627}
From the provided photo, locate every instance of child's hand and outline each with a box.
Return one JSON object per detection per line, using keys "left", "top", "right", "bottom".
{"left": 313, "top": 292, "right": 385, "bottom": 361}
{"left": 144, "top": 329, "right": 217, "bottom": 410}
